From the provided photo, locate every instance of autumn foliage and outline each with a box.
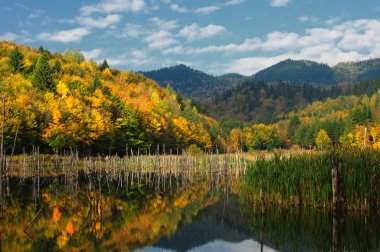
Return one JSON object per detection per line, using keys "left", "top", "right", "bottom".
{"left": 0, "top": 42, "right": 219, "bottom": 154}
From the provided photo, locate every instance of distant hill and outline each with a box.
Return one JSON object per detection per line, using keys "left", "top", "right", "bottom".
{"left": 203, "top": 78, "right": 380, "bottom": 123}
{"left": 333, "top": 58, "right": 380, "bottom": 83}
{"left": 142, "top": 65, "right": 242, "bottom": 98}
{"left": 253, "top": 58, "right": 380, "bottom": 85}
{"left": 253, "top": 59, "right": 336, "bottom": 84}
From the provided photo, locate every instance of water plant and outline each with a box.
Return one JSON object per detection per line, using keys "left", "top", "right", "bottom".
{"left": 242, "top": 149, "right": 380, "bottom": 211}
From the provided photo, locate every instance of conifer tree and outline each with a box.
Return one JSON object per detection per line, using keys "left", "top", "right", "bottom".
{"left": 9, "top": 47, "right": 24, "bottom": 73}
{"left": 32, "top": 52, "right": 53, "bottom": 91}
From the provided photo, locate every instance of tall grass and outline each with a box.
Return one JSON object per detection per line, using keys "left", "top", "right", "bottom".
{"left": 243, "top": 149, "right": 380, "bottom": 211}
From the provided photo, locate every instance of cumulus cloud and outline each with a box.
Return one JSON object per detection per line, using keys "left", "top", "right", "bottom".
{"left": 0, "top": 32, "right": 20, "bottom": 41}
{"left": 37, "top": 27, "right": 91, "bottom": 43}
{"left": 151, "top": 17, "right": 178, "bottom": 30}
{"left": 80, "top": 0, "right": 146, "bottom": 15}
{"left": 170, "top": 3, "right": 188, "bottom": 13}
{"left": 195, "top": 6, "right": 220, "bottom": 15}
{"left": 270, "top": 0, "right": 291, "bottom": 7}
{"left": 179, "top": 23, "right": 227, "bottom": 41}
{"left": 144, "top": 30, "right": 178, "bottom": 49}
{"left": 77, "top": 14, "right": 122, "bottom": 29}
{"left": 107, "top": 49, "right": 152, "bottom": 66}
{"left": 81, "top": 48, "right": 103, "bottom": 60}
{"left": 226, "top": 0, "right": 246, "bottom": 6}
{"left": 163, "top": 19, "right": 380, "bottom": 75}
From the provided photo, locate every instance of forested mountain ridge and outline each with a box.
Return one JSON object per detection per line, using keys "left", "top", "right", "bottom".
{"left": 253, "top": 58, "right": 380, "bottom": 85}
{"left": 142, "top": 65, "right": 241, "bottom": 98}
{"left": 204, "top": 78, "right": 380, "bottom": 123}
{"left": 253, "top": 59, "right": 335, "bottom": 84}
{"left": 333, "top": 58, "right": 380, "bottom": 83}
{"left": 0, "top": 41, "right": 223, "bottom": 154}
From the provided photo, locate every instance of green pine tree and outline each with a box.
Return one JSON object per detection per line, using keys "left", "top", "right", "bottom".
{"left": 32, "top": 52, "right": 53, "bottom": 91}
{"left": 9, "top": 47, "right": 24, "bottom": 73}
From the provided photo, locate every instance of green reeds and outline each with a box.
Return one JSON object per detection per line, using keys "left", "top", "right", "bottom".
{"left": 243, "top": 149, "right": 380, "bottom": 211}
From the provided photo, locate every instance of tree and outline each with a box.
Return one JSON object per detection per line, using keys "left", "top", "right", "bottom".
{"left": 99, "top": 59, "right": 109, "bottom": 71}
{"left": 9, "top": 47, "right": 24, "bottom": 73}
{"left": 251, "top": 124, "right": 281, "bottom": 150}
{"left": 288, "top": 115, "right": 301, "bottom": 141}
{"left": 228, "top": 128, "right": 243, "bottom": 152}
{"left": 32, "top": 52, "right": 53, "bottom": 91}
{"left": 315, "top": 129, "right": 331, "bottom": 150}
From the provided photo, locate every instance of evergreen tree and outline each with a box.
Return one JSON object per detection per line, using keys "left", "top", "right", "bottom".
{"left": 99, "top": 59, "right": 109, "bottom": 71}
{"left": 9, "top": 47, "right": 24, "bottom": 73}
{"left": 32, "top": 52, "right": 53, "bottom": 91}
{"left": 288, "top": 115, "right": 301, "bottom": 140}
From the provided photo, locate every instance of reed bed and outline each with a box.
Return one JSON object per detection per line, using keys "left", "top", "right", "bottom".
{"left": 242, "top": 149, "right": 380, "bottom": 211}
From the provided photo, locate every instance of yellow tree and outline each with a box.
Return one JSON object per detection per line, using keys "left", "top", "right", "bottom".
{"left": 228, "top": 128, "right": 243, "bottom": 152}
{"left": 315, "top": 129, "right": 331, "bottom": 150}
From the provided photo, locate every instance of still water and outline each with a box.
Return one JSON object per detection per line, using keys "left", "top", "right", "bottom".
{"left": 0, "top": 171, "right": 379, "bottom": 251}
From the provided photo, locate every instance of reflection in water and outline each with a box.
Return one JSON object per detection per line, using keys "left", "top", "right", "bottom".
{"left": 0, "top": 167, "right": 379, "bottom": 251}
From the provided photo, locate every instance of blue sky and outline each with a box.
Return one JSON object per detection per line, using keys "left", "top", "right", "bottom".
{"left": 1, "top": 0, "right": 380, "bottom": 75}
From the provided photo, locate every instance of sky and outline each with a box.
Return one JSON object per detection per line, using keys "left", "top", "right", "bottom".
{"left": 1, "top": 0, "right": 380, "bottom": 75}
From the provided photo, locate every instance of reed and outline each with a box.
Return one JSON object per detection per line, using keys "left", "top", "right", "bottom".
{"left": 243, "top": 149, "right": 380, "bottom": 211}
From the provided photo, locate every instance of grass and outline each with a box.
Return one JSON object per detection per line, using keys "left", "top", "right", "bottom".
{"left": 242, "top": 149, "right": 380, "bottom": 211}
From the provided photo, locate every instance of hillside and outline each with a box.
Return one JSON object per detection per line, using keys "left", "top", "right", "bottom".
{"left": 204, "top": 79, "right": 380, "bottom": 124}
{"left": 253, "top": 58, "right": 380, "bottom": 85}
{"left": 0, "top": 42, "right": 223, "bottom": 154}
{"left": 142, "top": 65, "right": 238, "bottom": 98}
{"left": 253, "top": 59, "right": 335, "bottom": 84}
{"left": 333, "top": 58, "right": 380, "bottom": 83}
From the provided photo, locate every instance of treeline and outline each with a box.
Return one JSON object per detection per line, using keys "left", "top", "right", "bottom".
{"left": 0, "top": 42, "right": 224, "bottom": 155}
{"left": 226, "top": 92, "right": 380, "bottom": 151}
{"left": 205, "top": 79, "right": 380, "bottom": 123}
{"left": 142, "top": 64, "right": 234, "bottom": 98}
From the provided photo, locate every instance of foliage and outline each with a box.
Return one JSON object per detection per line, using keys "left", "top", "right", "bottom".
{"left": 315, "top": 129, "right": 331, "bottom": 150}
{"left": 0, "top": 42, "right": 219, "bottom": 154}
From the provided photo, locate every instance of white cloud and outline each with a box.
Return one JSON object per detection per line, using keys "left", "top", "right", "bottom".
{"left": 170, "top": 3, "right": 188, "bottom": 13}
{"left": 37, "top": 27, "right": 91, "bottom": 43}
{"left": 226, "top": 0, "right": 246, "bottom": 6}
{"left": 0, "top": 32, "right": 19, "bottom": 41}
{"left": 116, "top": 23, "right": 146, "bottom": 38}
{"left": 163, "top": 18, "right": 380, "bottom": 75}
{"left": 298, "top": 15, "right": 319, "bottom": 23}
{"left": 164, "top": 38, "right": 262, "bottom": 55}
{"left": 144, "top": 30, "right": 178, "bottom": 49}
{"left": 195, "top": 6, "right": 220, "bottom": 15}
{"left": 81, "top": 48, "right": 103, "bottom": 60}
{"left": 77, "top": 14, "right": 122, "bottom": 29}
{"left": 298, "top": 16, "right": 309, "bottom": 22}
{"left": 270, "top": 0, "right": 291, "bottom": 7}
{"left": 151, "top": 17, "right": 178, "bottom": 30}
{"left": 179, "top": 23, "right": 227, "bottom": 41}
{"left": 261, "top": 31, "right": 300, "bottom": 51}
{"left": 80, "top": 0, "right": 146, "bottom": 15}
{"left": 107, "top": 49, "right": 152, "bottom": 66}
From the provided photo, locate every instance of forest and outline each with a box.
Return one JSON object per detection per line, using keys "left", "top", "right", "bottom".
{"left": 1, "top": 41, "right": 380, "bottom": 154}
{"left": 0, "top": 41, "right": 221, "bottom": 155}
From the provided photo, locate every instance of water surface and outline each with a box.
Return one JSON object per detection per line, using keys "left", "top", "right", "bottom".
{"left": 0, "top": 171, "right": 379, "bottom": 251}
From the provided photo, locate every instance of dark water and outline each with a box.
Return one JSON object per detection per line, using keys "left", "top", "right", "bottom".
{"left": 0, "top": 172, "right": 379, "bottom": 251}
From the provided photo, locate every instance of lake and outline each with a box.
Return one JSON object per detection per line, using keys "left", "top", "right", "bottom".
{"left": 0, "top": 162, "right": 380, "bottom": 251}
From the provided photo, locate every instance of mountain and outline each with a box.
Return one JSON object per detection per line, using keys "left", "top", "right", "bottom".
{"left": 0, "top": 41, "right": 221, "bottom": 154}
{"left": 203, "top": 78, "right": 380, "bottom": 123}
{"left": 142, "top": 65, "right": 241, "bottom": 98}
{"left": 253, "top": 58, "right": 380, "bottom": 85}
{"left": 333, "top": 58, "right": 380, "bottom": 83}
{"left": 253, "top": 59, "right": 336, "bottom": 84}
